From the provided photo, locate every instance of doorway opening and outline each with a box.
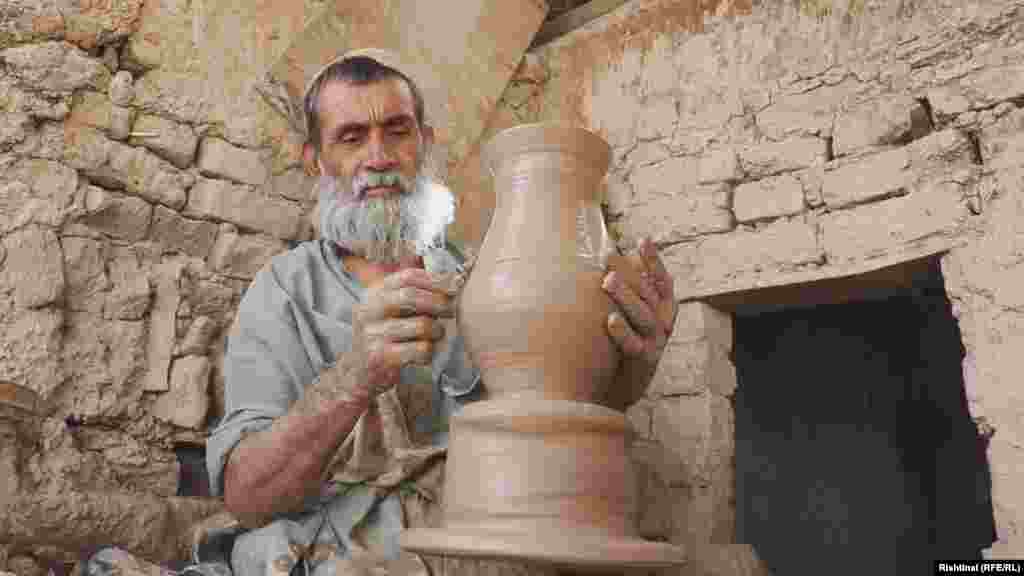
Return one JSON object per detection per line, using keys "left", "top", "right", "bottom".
{"left": 731, "top": 257, "right": 996, "bottom": 575}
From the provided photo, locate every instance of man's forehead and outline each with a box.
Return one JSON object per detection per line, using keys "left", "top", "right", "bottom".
{"left": 318, "top": 77, "right": 417, "bottom": 126}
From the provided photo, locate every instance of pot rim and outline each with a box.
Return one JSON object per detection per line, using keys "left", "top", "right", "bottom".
{"left": 481, "top": 123, "right": 611, "bottom": 177}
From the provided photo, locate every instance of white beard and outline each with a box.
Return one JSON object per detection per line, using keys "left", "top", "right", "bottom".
{"left": 316, "top": 157, "right": 455, "bottom": 265}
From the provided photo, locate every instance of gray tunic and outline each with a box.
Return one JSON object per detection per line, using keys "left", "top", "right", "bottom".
{"left": 205, "top": 239, "right": 479, "bottom": 574}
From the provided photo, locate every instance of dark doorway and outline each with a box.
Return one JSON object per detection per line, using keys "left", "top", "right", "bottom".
{"left": 733, "top": 259, "right": 996, "bottom": 576}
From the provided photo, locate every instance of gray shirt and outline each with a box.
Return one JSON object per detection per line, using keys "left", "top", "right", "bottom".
{"left": 205, "top": 239, "right": 479, "bottom": 573}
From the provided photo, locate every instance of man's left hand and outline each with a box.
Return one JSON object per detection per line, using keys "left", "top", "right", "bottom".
{"left": 602, "top": 237, "right": 678, "bottom": 407}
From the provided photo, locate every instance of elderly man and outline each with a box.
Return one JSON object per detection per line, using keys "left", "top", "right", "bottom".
{"left": 203, "top": 49, "right": 678, "bottom": 575}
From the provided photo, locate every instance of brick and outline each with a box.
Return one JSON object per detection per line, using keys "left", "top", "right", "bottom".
{"left": 980, "top": 108, "right": 1024, "bottom": 168}
{"left": 698, "top": 148, "right": 743, "bottom": 184}
{"left": 821, "top": 147, "right": 910, "bottom": 209}
{"left": 821, "top": 179, "right": 968, "bottom": 265}
{"left": 0, "top": 227, "right": 64, "bottom": 309}
{"left": 150, "top": 205, "right": 218, "bottom": 259}
{"left": 629, "top": 156, "right": 699, "bottom": 202}
{"left": 186, "top": 177, "right": 304, "bottom": 240}
{"left": 209, "top": 228, "right": 286, "bottom": 279}
{"left": 663, "top": 219, "right": 823, "bottom": 299}
{"left": 144, "top": 259, "right": 184, "bottom": 392}
{"left": 153, "top": 355, "right": 211, "bottom": 429}
{"left": 82, "top": 186, "right": 153, "bottom": 242}
{"left": 733, "top": 172, "right": 805, "bottom": 223}
{"left": 197, "top": 137, "right": 268, "bottom": 186}
{"left": 739, "top": 137, "right": 827, "bottom": 179}
{"left": 953, "top": 64, "right": 1024, "bottom": 111}
{"left": 832, "top": 95, "right": 931, "bottom": 157}
{"left": 130, "top": 115, "right": 199, "bottom": 169}
{"left": 926, "top": 85, "right": 970, "bottom": 125}
{"left": 623, "top": 184, "right": 734, "bottom": 243}
{"left": 672, "top": 301, "right": 733, "bottom": 345}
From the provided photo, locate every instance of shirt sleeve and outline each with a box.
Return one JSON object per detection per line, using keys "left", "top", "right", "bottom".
{"left": 205, "top": 262, "right": 321, "bottom": 498}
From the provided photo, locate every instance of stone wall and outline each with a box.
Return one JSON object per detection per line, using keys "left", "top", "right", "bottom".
{"left": 0, "top": 0, "right": 326, "bottom": 568}
{"left": 448, "top": 0, "right": 1024, "bottom": 564}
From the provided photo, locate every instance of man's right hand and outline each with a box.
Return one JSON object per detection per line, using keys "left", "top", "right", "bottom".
{"left": 350, "top": 268, "right": 457, "bottom": 398}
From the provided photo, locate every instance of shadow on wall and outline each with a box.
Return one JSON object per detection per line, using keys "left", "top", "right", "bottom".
{"left": 733, "top": 258, "right": 996, "bottom": 575}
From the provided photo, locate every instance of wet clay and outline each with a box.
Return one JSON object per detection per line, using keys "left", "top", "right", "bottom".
{"left": 400, "top": 124, "right": 686, "bottom": 569}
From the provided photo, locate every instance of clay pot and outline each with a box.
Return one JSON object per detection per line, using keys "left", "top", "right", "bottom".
{"left": 401, "top": 125, "right": 686, "bottom": 569}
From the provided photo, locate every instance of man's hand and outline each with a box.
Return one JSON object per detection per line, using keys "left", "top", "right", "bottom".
{"left": 602, "top": 237, "right": 678, "bottom": 408}
{"left": 350, "top": 268, "right": 456, "bottom": 398}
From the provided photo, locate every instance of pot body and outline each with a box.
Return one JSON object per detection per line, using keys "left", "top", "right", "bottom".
{"left": 458, "top": 124, "right": 619, "bottom": 407}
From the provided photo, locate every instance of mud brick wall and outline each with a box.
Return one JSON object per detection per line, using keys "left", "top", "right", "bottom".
{"left": 0, "top": 0, "right": 325, "bottom": 569}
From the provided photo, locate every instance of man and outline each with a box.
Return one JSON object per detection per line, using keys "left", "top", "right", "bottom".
{"left": 204, "top": 48, "right": 678, "bottom": 575}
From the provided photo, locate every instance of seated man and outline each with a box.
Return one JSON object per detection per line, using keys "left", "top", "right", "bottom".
{"left": 205, "top": 49, "right": 678, "bottom": 575}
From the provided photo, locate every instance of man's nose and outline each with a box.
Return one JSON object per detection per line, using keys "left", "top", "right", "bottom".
{"left": 364, "top": 132, "right": 398, "bottom": 171}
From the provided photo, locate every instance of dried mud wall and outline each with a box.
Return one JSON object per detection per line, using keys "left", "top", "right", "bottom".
{"left": 0, "top": 0, "right": 325, "bottom": 568}
{"left": 448, "top": 0, "right": 1024, "bottom": 562}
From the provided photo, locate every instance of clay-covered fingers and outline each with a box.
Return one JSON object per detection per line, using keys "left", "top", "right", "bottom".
{"left": 638, "top": 237, "right": 676, "bottom": 325}
{"left": 358, "top": 270, "right": 456, "bottom": 322}
{"left": 361, "top": 316, "right": 446, "bottom": 343}
{"left": 607, "top": 311, "right": 649, "bottom": 359}
{"left": 365, "top": 338, "right": 436, "bottom": 371}
{"left": 602, "top": 270, "right": 660, "bottom": 338}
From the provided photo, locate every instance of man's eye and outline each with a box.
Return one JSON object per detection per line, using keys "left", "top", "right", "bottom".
{"left": 389, "top": 125, "right": 411, "bottom": 136}
{"left": 340, "top": 134, "right": 361, "bottom": 144}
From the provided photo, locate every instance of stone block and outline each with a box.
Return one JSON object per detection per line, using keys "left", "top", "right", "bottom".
{"left": 821, "top": 147, "right": 911, "bottom": 209}
{"left": 62, "top": 237, "right": 110, "bottom": 313}
{"left": 0, "top": 41, "right": 111, "bottom": 93}
{"left": 104, "top": 250, "right": 151, "bottom": 321}
{"left": 109, "top": 71, "right": 134, "bottom": 106}
{"left": 130, "top": 115, "right": 199, "bottom": 169}
{"left": 67, "top": 126, "right": 192, "bottom": 209}
{"left": 625, "top": 399, "right": 654, "bottom": 439}
{"left": 755, "top": 81, "right": 852, "bottom": 141}
{"left": 0, "top": 227, "right": 64, "bottom": 309}
{"left": 832, "top": 95, "right": 931, "bottom": 157}
{"left": 739, "top": 137, "right": 827, "bottom": 179}
{"left": 651, "top": 338, "right": 736, "bottom": 398}
{"left": 698, "top": 148, "right": 743, "bottom": 184}
{"left": 82, "top": 186, "right": 153, "bottom": 242}
{"left": 821, "top": 179, "right": 968, "bottom": 265}
{"left": 197, "top": 137, "right": 267, "bottom": 186}
{"left": 150, "top": 206, "right": 218, "bottom": 260}
{"left": 733, "top": 173, "right": 805, "bottom": 223}
{"left": 652, "top": 391, "right": 733, "bottom": 487}
{"left": 0, "top": 307, "right": 63, "bottom": 400}
{"left": 210, "top": 229, "right": 287, "bottom": 279}
{"left": 176, "top": 316, "right": 219, "bottom": 357}
{"left": 153, "top": 355, "right": 211, "bottom": 430}
{"left": 907, "top": 128, "right": 974, "bottom": 166}
{"left": 663, "top": 219, "right": 823, "bottom": 300}
{"left": 143, "top": 259, "right": 184, "bottom": 392}
{"left": 630, "top": 440, "right": 676, "bottom": 541}
{"left": 623, "top": 185, "right": 734, "bottom": 243}
{"left": 133, "top": 70, "right": 215, "bottom": 125}
{"left": 187, "top": 177, "right": 304, "bottom": 240}
{"left": 0, "top": 159, "right": 80, "bottom": 233}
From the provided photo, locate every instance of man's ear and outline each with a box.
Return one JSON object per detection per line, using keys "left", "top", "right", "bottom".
{"left": 302, "top": 142, "right": 320, "bottom": 177}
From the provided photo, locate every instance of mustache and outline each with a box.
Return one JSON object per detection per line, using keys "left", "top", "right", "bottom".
{"left": 351, "top": 170, "right": 412, "bottom": 199}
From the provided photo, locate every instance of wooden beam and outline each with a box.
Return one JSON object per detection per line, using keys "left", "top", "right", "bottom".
{"left": 531, "top": 0, "right": 632, "bottom": 47}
